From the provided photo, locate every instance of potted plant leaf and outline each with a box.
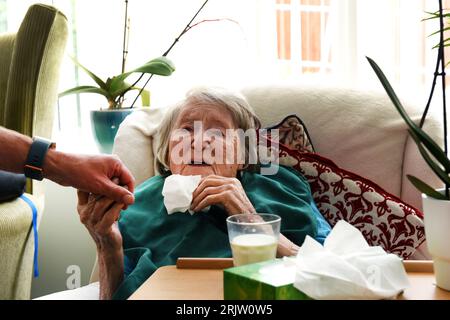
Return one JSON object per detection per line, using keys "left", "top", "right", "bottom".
{"left": 367, "top": 0, "right": 450, "bottom": 291}
{"left": 59, "top": 0, "right": 212, "bottom": 153}
{"left": 59, "top": 55, "right": 175, "bottom": 153}
{"left": 58, "top": 0, "right": 177, "bottom": 154}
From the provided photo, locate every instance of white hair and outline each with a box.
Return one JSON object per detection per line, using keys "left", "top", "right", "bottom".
{"left": 155, "top": 87, "right": 261, "bottom": 174}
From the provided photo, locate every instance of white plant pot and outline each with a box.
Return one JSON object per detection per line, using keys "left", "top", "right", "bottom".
{"left": 422, "top": 191, "right": 450, "bottom": 291}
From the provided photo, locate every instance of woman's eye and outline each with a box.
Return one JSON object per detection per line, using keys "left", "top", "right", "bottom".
{"left": 208, "top": 129, "right": 225, "bottom": 138}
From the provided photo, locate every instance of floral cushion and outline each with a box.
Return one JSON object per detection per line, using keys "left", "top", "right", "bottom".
{"left": 258, "top": 126, "right": 425, "bottom": 259}
{"left": 265, "top": 114, "right": 315, "bottom": 153}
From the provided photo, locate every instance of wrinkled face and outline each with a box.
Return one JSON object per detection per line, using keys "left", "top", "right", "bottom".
{"left": 168, "top": 103, "right": 243, "bottom": 177}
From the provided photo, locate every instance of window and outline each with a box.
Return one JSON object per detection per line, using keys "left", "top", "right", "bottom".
{"left": 0, "top": 0, "right": 7, "bottom": 33}
{"left": 276, "top": 0, "right": 333, "bottom": 75}
{"left": 274, "top": 0, "right": 450, "bottom": 95}
{"left": 1, "top": 0, "right": 449, "bottom": 151}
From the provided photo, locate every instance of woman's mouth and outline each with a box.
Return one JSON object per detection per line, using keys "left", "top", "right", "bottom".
{"left": 188, "top": 161, "right": 211, "bottom": 166}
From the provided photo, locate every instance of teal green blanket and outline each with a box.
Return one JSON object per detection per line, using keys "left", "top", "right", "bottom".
{"left": 113, "top": 165, "right": 328, "bottom": 299}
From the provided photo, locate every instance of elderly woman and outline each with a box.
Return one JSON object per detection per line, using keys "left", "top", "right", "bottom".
{"left": 77, "top": 88, "right": 331, "bottom": 300}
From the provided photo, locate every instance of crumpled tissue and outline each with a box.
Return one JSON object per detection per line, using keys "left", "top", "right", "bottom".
{"left": 293, "top": 220, "right": 410, "bottom": 300}
{"left": 162, "top": 174, "right": 209, "bottom": 215}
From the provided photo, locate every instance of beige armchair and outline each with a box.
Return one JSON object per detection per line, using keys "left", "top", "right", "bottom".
{"left": 0, "top": 4, "right": 68, "bottom": 299}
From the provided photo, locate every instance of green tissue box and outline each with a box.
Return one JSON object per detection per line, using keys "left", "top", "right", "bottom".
{"left": 223, "top": 259, "right": 311, "bottom": 300}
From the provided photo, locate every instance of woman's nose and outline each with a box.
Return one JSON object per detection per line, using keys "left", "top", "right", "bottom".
{"left": 191, "top": 132, "right": 212, "bottom": 162}
{"left": 191, "top": 131, "right": 212, "bottom": 149}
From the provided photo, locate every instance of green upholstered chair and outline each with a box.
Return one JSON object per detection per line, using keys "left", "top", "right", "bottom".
{"left": 0, "top": 4, "right": 68, "bottom": 299}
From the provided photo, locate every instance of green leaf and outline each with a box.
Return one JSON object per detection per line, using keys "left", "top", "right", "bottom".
{"left": 110, "top": 79, "right": 132, "bottom": 98}
{"left": 422, "top": 16, "right": 438, "bottom": 22}
{"left": 107, "top": 76, "right": 127, "bottom": 96}
{"left": 431, "top": 40, "right": 450, "bottom": 49}
{"left": 428, "top": 26, "right": 450, "bottom": 37}
{"left": 58, "top": 85, "right": 111, "bottom": 99}
{"left": 105, "top": 77, "right": 113, "bottom": 91}
{"left": 408, "top": 129, "right": 450, "bottom": 186}
{"left": 137, "top": 56, "right": 176, "bottom": 75}
{"left": 131, "top": 87, "right": 150, "bottom": 106}
{"left": 407, "top": 175, "right": 448, "bottom": 200}
{"left": 366, "top": 57, "right": 450, "bottom": 173}
{"left": 69, "top": 56, "right": 108, "bottom": 90}
{"left": 107, "top": 56, "right": 175, "bottom": 101}
{"left": 114, "top": 56, "right": 176, "bottom": 83}
{"left": 422, "top": 11, "right": 450, "bottom": 21}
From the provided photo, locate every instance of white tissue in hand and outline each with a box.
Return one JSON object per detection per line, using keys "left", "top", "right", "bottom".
{"left": 162, "top": 174, "right": 201, "bottom": 215}
{"left": 293, "top": 220, "right": 410, "bottom": 300}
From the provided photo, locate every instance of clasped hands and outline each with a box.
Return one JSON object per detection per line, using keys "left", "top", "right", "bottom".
{"left": 77, "top": 174, "right": 256, "bottom": 250}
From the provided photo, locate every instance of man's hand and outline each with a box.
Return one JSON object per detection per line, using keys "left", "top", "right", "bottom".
{"left": 0, "top": 127, "right": 134, "bottom": 206}
{"left": 44, "top": 150, "right": 135, "bottom": 206}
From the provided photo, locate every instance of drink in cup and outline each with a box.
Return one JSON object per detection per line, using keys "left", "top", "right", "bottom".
{"left": 226, "top": 214, "right": 281, "bottom": 267}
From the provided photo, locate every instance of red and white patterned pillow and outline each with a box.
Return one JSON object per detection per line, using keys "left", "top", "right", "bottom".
{"left": 265, "top": 114, "right": 315, "bottom": 153}
{"left": 259, "top": 121, "right": 425, "bottom": 259}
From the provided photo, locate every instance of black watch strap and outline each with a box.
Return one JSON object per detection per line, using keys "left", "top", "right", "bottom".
{"left": 24, "top": 137, "right": 56, "bottom": 181}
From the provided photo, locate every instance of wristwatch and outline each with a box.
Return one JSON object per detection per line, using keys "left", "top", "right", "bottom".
{"left": 24, "top": 137, "right": 56, "bottom": 181}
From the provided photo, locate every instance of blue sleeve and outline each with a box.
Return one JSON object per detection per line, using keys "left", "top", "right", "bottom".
{"left": 310, "top": 198, "right": 331, "bottom": 244}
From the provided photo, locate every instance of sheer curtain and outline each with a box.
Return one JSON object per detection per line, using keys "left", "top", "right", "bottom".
{"left": 350, "top": 0, "right": 448, "bottom": 131}
{"left": 274, "top": 1, "right": 444, "bottom": 94}
{"left": 352, "top": 0, "right": 436, "bottom": 100}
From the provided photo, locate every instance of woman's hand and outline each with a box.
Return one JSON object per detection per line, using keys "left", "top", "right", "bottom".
{"left": 77, "top": 189, "right": 124, "bottom": 253}
{"left": 77, "top": 180, "right": 126, "bottom": 300}
{"left": 190, "top": 175, "right": 256, "bottom": 216}
{"left": 77, "top": 189, "right": 125, "bottom": 300}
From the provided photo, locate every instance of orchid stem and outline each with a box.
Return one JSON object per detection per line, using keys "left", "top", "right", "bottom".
{"left": 437, "top": 0, "right": 449, "bottom": 198}
{"left": 127, "top": 0, "right": 210, "bottom": 108}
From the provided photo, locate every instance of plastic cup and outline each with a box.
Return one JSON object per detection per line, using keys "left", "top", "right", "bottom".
{"left": 226, "top": 213, "right": 281, "bottom": 267}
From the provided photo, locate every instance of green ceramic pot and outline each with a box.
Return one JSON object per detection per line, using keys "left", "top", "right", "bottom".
{"left": 90, "top": 109, "right": 133, "bottom": 154}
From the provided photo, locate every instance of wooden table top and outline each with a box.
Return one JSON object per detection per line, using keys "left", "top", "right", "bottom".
{"left": 128, "top": 259, "right": 450, "bottom": 300}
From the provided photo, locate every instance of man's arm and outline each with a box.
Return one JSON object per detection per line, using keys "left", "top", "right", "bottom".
{"left": 0, "top": 126, "right": 33, "bottom": 173}
{"left": 0, "top": 126, "right": 135, "bottom": 205}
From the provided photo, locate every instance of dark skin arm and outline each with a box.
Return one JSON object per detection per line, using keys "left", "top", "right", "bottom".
{"left": 0, "top": 126, "right": 135, "bottom": 206}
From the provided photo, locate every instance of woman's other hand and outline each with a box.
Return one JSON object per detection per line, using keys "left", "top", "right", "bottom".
{"left": 190, "top": 175, "right": 256, "bottom": 215}
{"left": 77, "top": 182, "right": 126, "bottom": 300}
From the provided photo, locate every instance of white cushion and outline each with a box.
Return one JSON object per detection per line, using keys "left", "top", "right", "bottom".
{"left": 113, "top": 106, "right": 168, "bottom": 186}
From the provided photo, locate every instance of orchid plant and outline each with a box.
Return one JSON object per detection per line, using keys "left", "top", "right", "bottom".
{"left": 59, "top": 0, "right": 214, "bottom": 109}
{"left": 58, "top": 56, "right": 175, "bottom": 109}
{"left": 367, "top": 0, "right": 450, "bottom": 200}
{"left": 59, "top": 0, "right": 239, "bottom": 110}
